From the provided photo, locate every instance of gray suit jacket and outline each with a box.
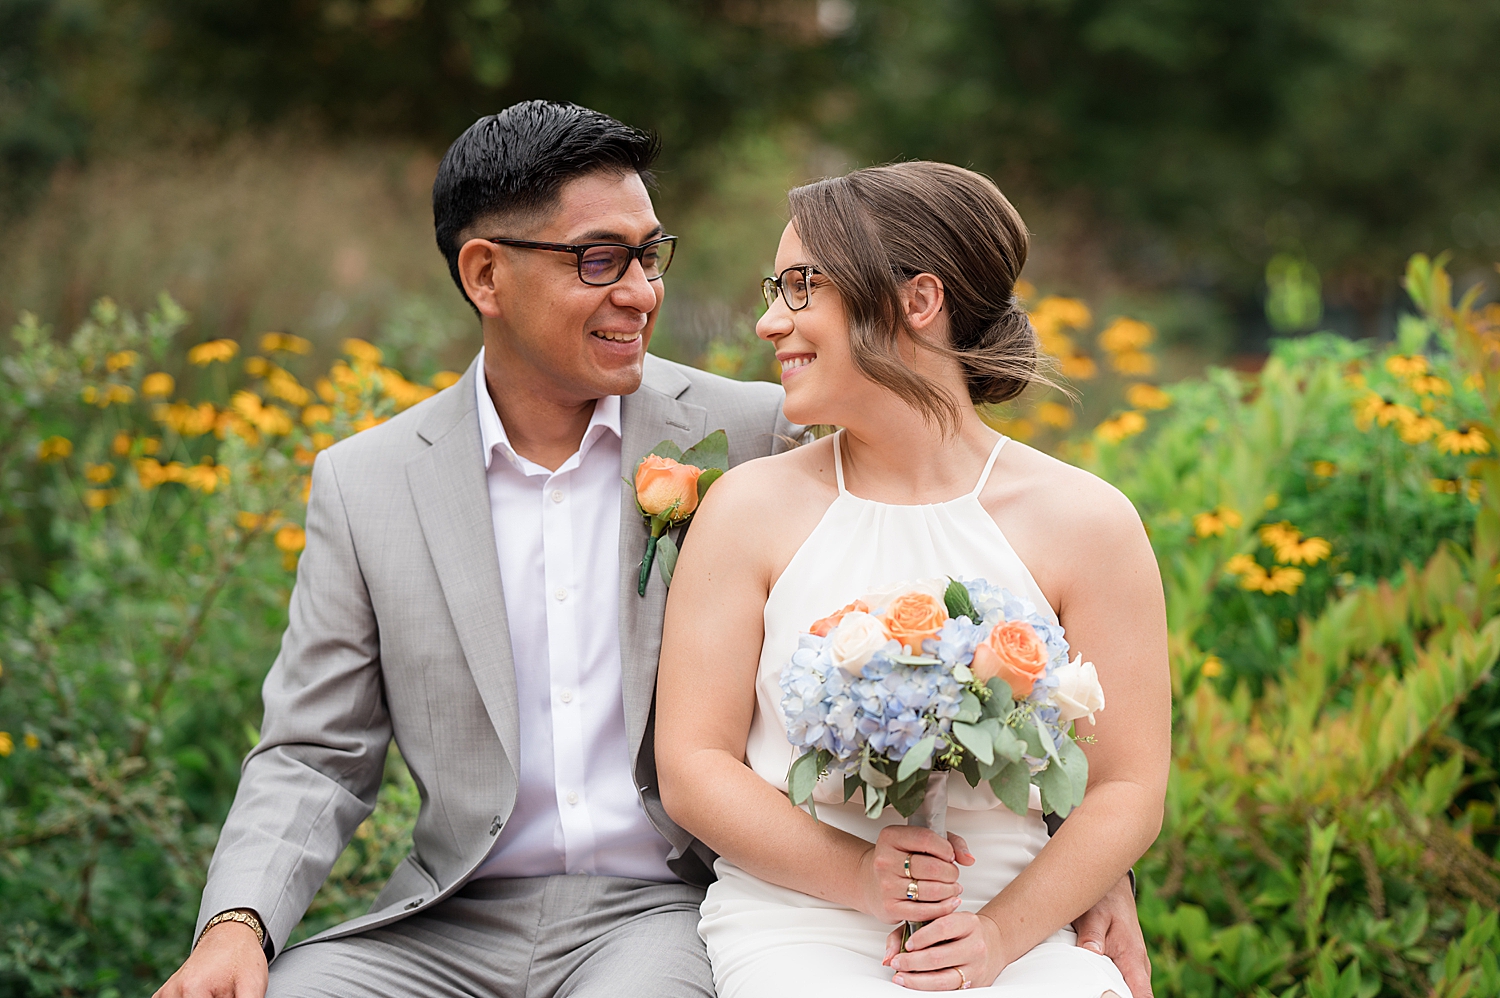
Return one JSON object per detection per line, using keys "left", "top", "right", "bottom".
{"left": 197, "top": 354, "right": 794, "bottom": 957}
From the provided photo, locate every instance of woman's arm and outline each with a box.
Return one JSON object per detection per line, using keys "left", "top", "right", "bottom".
{"left": 656, "top": 460, "right": 968, "bottom": 925}
{"left": 890, "top": 479, "right": 1170, "bottom": 989}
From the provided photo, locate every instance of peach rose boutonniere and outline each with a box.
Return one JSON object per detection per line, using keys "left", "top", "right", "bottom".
{"left": 633, "top": 430, "right": 728, "bottom": 595}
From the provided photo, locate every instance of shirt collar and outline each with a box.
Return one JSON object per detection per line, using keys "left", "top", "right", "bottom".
{"left": 474, "top": 346, "right": 622, "bottom": 474}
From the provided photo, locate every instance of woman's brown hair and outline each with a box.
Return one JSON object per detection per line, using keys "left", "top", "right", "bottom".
{"left": 787, "top": 161, "right": 1044, "bottom": 431}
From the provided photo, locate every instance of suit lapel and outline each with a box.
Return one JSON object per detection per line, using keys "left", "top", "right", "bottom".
{"left": 617, "top": 358, "right": 707, "bottom": 763}
{"left": 406, "top": 359, "right": 521, "bottom": 775}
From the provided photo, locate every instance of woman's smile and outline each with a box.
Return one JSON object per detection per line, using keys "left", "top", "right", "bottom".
{"left": 778, "top": 352, "right": 815, "bottom": 380}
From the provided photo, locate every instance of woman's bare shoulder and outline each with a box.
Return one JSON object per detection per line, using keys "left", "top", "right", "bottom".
{"left": 990, "top": 440, "right": 1145, "bottom": 552}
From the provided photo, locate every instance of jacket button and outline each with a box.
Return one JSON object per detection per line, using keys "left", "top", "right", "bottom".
{"left": 404, "top": 899, "right": 423, "bottom": 910}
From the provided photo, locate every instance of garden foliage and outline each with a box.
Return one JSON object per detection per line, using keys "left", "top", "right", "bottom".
{"left": 2, "top": 256, "right": 1500, "bottom": 995}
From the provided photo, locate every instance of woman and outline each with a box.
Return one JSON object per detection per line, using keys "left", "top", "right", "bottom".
{"left": 655, "top": 162, "right": 1169, "bottom": 996}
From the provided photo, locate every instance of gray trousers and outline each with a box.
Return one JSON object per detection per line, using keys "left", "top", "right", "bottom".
{"left": 267, "top": 875, "right": 713, "bottom": 998}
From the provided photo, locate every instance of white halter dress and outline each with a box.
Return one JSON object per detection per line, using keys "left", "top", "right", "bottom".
{"left": 698, "top": 432, "right": 1131, "bottom": 998}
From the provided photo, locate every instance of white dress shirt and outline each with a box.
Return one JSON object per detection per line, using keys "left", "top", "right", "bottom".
{"left": 470, "top": 349, "right": 676, "bottom": 882}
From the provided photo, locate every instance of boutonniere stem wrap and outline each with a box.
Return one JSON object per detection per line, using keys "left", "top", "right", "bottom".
{"left": 633, "top": 430, "right": 728, "bottom": 595}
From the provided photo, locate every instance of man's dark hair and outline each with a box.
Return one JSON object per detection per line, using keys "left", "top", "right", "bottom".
{"left": 433, "top": 101, "right": 661, "bottom": 309}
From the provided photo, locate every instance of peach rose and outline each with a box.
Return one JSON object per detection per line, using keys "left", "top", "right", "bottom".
{"left": 635, "top": 455, "right": 702, "bottom": 520}
{"left": 972, "top": 621, "right": 1048, "bottom": 699}
{"left": 810, "top": 599, "right": 871, "bottom": 638}
{"left": 880, "top": 592, "right": 949, "bottom": 655}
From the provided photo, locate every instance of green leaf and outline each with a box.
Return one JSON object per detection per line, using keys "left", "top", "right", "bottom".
{"left": 1057, "top": 737, "right": 1089, "bottom": 807}
{"left": 1039, "top": 760, "right": 1073, "bottom": 818}
{"left": 695, "top": 466, "right": 724, "bottom": 499}
{"left": 952, "top": 663, "right": 973, "bottom": 683}
{"left": 844, "top": 771, "right": 862, "bottom": 803}
{"left": 959, "top": 752, "right": 983, "bottom": 787}
{"left": 944, "top": 578, "right": 976, "bottom": 622}
{"left": 982, "top": 682, "right": 1015, "bottom": 718}
{"left": 861, "top": 754, "right": 894, "bottom": 788}
{"left": 957, "top": 691, "right": 982, "bottom": 723}
{"left": 647, "top": 440, "right": 684, "bottom": 462}
{"left": 681, "top": 429, "right": 729, "bottom": 471}
{"left": 656, "top": 532, "right": 679, "bottom": 588}
{"left": 1021, "top": 721, "right": 1045, "bottom": 759}
{"left": 864, "top": 786, "right": 887, "bottom": 819}
{"left": 787, "top": 750, "right": 822, "bottom": 806}
{"left": 890, "top": 770, "right": 932, "bottom": 817}
{"left": 952, "top": 721, "right": 993, "bottom": 766}
{"left": 990, "top": 760, "right": 1031, "bottom": 816}
{"left": 896, "top": 734, "right": 937, "bottom": 782}
{"left": 992, "top": 724, "right": 1024, "bottom": 764}
{"left": 1034, "top": 714, "right": 1061, "bottom": 763}
{"left": 889, "top": 653, "right": 942, "bottom": 666}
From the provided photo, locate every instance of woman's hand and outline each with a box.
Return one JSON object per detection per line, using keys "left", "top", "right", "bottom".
{"left": 857, "top": 827, "right": 975, "bottom": 924}
{"left": 882, "top": 911, "right": 1007, "bottom": 991}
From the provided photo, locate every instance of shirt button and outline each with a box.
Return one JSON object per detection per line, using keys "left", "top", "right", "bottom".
{"left": 566, "top": 791, "right": 580, "bottom": 805}
{"left": 551, "top": 490, "right": 564, "bottom": 503}
{"left": 554, "top": 588, "right": 567, "bottom": 601}
{"left": 560, "top": 689, "right": 573, "bottom": 703}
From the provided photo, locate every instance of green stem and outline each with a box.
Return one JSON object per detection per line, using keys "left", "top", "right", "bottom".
{"left": 638, "top": 534, "right": 659, "bottom": 596}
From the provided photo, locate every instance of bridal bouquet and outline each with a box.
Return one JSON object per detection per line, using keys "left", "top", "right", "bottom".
{"left": 780, "top": 577, "right": 1104, "bottom": 824}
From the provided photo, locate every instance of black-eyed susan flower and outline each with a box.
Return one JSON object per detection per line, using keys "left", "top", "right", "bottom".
{"left": 105, "top": 350, "right": 139, "bottom": 372}
{"left": 84, "top": 463, "right": 114, "bottom": 484}
{"left": 343, "top": 338, "right": 383, "bottom": 365}
{"left": 1060, "top": 353, "right": 1098, "bottom": 380}
{"left": 112, "top": 431, "right": 133, "bottom": 456}
{"left": 1035, "top": 401, "right": 1075, "bottom": 428}
{"left": 1201, "top": 655, "right": 1224, "bottom": 678}
{"left": 37, "top": 436, "right": 73, "bottom": 461}
{"left": 1410, "top": 375, "right": 1452, "bottom": 396}
{"left": 0, "top": 732, "right": 12, "bottom": 757}
{"left": 1437, "top": 426, "right": 1490, "bottom": 455}
{"left": 141, "top": 372, "right": 175, "bottom": 399}
{"left": 1398, "top": 414, "right": 1444, "bottom": 445}
{"left": 1311, "top": 460, "right": 1337, "bottom": 477}
{"left": 1385, "top": 354, "right": 1429, "bottom": 377}
{"left": 1195, "top": 506, "right": 1244, "bottom": 538}
{"left": 431, "top": 371, "right": 463, "bottom": 390}
{"left": 187, "top": 339, "right": 240, "bottom": 365}
{"left": 1111, "top": 350, "right": 1156, "bottom": 376}
{"left": 261, "top": 332, "right": 313, "bottom": 354}
{"left": 1098, "top": 317, "right": 1154, "bottom": 354}
{"left": 23, "top": 733, "right": 38, "bottom": 750}
{"left": 1094, "top": 410, "right": 1147, "bottom": 444}
{"left": 84, "top": 489, "right": 117, "bottom": 509}
{"left": 302, "top": 404, "right": 334, "bottom": 427}
{"left": 1126, "top": 383, "right": 1171, "bottom": 410}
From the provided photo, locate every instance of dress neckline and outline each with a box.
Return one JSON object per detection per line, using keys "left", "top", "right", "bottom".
{"left": 832, "top": 428, "right": 1008, "bottom": 507}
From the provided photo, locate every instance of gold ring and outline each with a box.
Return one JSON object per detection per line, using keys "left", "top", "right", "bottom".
{"left": 957, "top": 967, "right": 970, "bottom": 990}
{"left": 903, "top": 854, "right": 912, "bottom": 878}
{"left": 905, "top": 880, "right": 919, "bottom": 901}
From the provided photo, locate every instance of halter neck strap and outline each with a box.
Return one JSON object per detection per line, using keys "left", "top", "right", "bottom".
{"left": 970, "top": 436, "right": 1008, "bottom": 498}
{"left": 833, "top": 429, "right": 848, "bottom": 495}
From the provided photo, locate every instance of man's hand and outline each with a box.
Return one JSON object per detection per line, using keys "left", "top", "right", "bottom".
{"left": 154, "top": 920, "right": 269, "bottom": 998}
{"left": 1073, "top": 875, "right": 1152, "bottom": 998}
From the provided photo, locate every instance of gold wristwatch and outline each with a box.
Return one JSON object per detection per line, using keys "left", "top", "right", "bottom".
{"left": 196, "top": 908, "right": 266, "bottom": 949}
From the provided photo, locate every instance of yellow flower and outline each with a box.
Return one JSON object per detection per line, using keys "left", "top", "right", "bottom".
{"left": 1469, "top": 479, "right": 1484, "bottom": 504}
{"left": 1098, "top": 317, "right": 1155, "bottom": 354}
{"left": 1201, "top": 655, "right": 1224, "bottom": 678}
{"left": 1385, "top": 354, "right": 1428, "bottom": 377}
{"left": 81, "top": 385, "right": 98, "bottom": 404}
{"left": 353, "top": 411, "right": 387, "bottom": 433}
{"left": 1259, "top": 522, "right": 1300, "bottom": 549}
{"left": 315, "top": 377, "right": 337, "bottom": 403}
{"left": 262, "top": 332, "right": 313, "bottom": 354}
{"left": 237, "top": 511, "right": 280, "bottom": 531}
{"left": 1125, "top": 383, "right": 1171, "bottom": 410}
{"left": 343, "top": 338, "right": 384, "bottom": 365}
{"left": 1464, "top": 372, "right": 1485, "bottom": 391}
{"left": 135, "top": 458, "right": 169, "bottom": 489}
{"left": 141, "top": 437, "right": 160, "bottom": 455}
{"left": 231, "top": 391, "right": 294, "bottom": 435}
{"left": 1013, "top": 278, "right": 1036, "bottom": 301}
{"left": 379, "top": 367, "right": 437, "bottom": 409}
{"left": 267, "top": 369, "right": 312, "bottom": 407}
{"left": 1111, "top": 350, "right": 1156, "bottom": 376}
{"left": 312, "top": 432, "right": 334, "bottom": 451}
{"left": 1059, "top": 353, "right": 1098, "bottom": 380}
{"left": 104, "top": 384, "right": 136, "bottom": 406}
{"left": 1311, "top": 460, "right": 1337, "bottom": 477}
{"left": 23, "top": 733, "right": 39, "bottom": 750}
{"left": 1410, "top": 375, "right": 1451, "bottom": 396}
{"left": 215, "top": 411, "right": 261, "bottom": 445}
{"left": 302, "top": 404, "right": 334, "bottom": 427}
{"left": 1258, "top": 566, "right": 1305, "bottom": 595}
{"left": 431, "top": 371, "right": 462, "bottom": 390}
{"left": 0, "top": 732, "right": 11, "bottom": 757}
{"left": 244, "top": 356, "right": 270, "bottom": 377}
{"left": 179, "top": 460, "right": 229, "bottom": 494}
{"left": 1437, "top": 426, "right": 1490, "bottom": 455}
{"left": 1430, "top": 478, "right": 1462, "bottom": 494}
{"left": 1224, "top": 553, "right": 1260, "bottom": 576}
{"left": 1035, "top": 401, "right": 1074, "bottom": 429}
{"left": 112, "top": 431, "right": 133, "bottom": 456}
{"left": 84, "top": 489, "right": 118, "bottom": 509}
{"left": 155, "top": 401, "right": 218, "bottom": 437}
{"left": 1398, "top": 414, "right": 1444, "bottom": 444}
{"left": 1194, "top": 506, "right": 1244, "bottom": 538}
{"left": 1094, "top": 410, "right": 1147, "bottom": 444}
{"left": 84, "top": 463, "right": 115, "bottom": 484}
{"left": 105, "top": 350, "right": 139, "bottom": 372}
{"left": 38, "top": 436, "right": 73, "bottom": 461}
{"left": 275, "top": 524, "right": 307, "bottom": 553}
{"left": 1030, "top": 296, "right": 1093, "bottom": 332}
{"left": 1354, "top": 393, "right": 1402, "bottom": 430}
{"left": 187, "top": 339, "right": 240, "bottom": 365}
{"left": 141, "top": 372, "right": 175, "bottom": 399}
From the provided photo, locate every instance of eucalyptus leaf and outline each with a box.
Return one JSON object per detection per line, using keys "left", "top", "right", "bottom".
{"left": 695, "top": 466, "right": 724, "bottom": 499}
{"left": 992, "top": 723, "right": 1024, "bottom": 764}
{"left": 844, "top": 772, "right": 862, "bottom": 803}
{"left": 889, "top": 653, "right": 942, "bottom": 666}
{"left": 1034, "top": 714, "right": 1062, "bottom": 763}
{"left": 646, "top": 440, "right": 684, "bottom": 462}
{"left": 860, "top": 754, "right": 894, "bottom": 788}
{"left": 1039, "top": 760, "right": 1074, "bottom": 818}
{"left": 1057, "top": 737, "right": 1089, "bottom": 807}
{"left": 982, "top": 682, "right": 1015, "bottom": 718}
{"left": 952, "top": 663, "right": 974, "bottom": 683}
{"left": 959, "top": 752, "right": 983, "bottom": 787}
{"left": 891, "top": 771, "right": 931, "bottom": 817}
{"left": 1021, "top": 721, "right": 1046, "bottom": 759}
{"left": 990, "top": 760, "right": 1031, "bottom": 816}
{"left": 952, "top": 721, "right": 993, "bottom": 766}
{"left": 976, "top": 752, "right": 1006, "bottom": 782}
{"left": 943, "top": 578, "right": 976, "bottom": 621}
{"left": 864, "top": 786, "right": 887, "bottom": 819}
{"left": 957, "top": 691, "right": 982, "bottom": 724}
{"left": 786, "top": 749, "right": 821, "bottom": 806}
{"left": 656, "top": 532, "right": 679, "bottom": 588}
{"left": 681, "top": 429, "right": 729, "bottom": 471}
{"left": 896, "top": 734, "right": 937, "bottom": 782}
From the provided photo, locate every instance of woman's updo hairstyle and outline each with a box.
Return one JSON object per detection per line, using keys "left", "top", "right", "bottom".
{"left": 787, "top": 161, "right": 1045, "bottom": 431}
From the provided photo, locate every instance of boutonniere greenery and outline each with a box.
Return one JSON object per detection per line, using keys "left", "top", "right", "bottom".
{"left": 632, "top": 430, "right": 728, "bottom": 595}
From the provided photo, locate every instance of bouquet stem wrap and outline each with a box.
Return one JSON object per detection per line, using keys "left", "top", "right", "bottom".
{"left": 903, "top": 769, "right": 949, "bottom": 947}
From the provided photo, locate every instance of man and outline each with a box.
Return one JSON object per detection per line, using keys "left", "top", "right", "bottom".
{"left": 156, "top": 100, "right": 1150, "bottom": 998}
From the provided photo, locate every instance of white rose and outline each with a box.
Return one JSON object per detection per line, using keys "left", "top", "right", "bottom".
{"left": 1052, "top": 655, "right": 1105, "bottom": 723}
{"left": 828, "top": 612, "right": 891, "bottom": 675}
{"left": 860, "top": 577, "right": 949, "bottom": 614}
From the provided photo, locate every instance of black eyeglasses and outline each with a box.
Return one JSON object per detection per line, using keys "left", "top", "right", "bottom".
{"left": 762, "top": 266, "right": 822, "bottom": 311}
{"left": 486, "top": 235, "right": 677, "bottom": 286}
